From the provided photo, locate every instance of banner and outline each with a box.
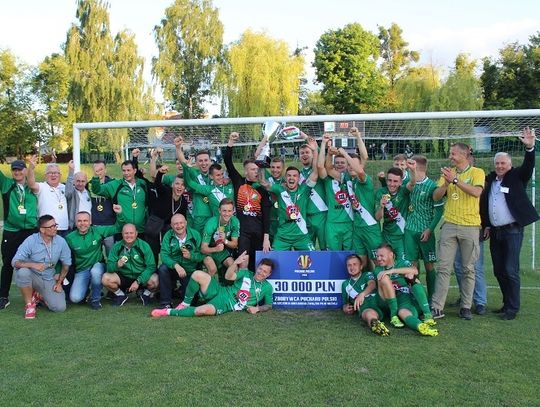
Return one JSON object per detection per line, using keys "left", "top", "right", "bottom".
{"left": 255, "top": 250, "right": 352, "bottom": 309}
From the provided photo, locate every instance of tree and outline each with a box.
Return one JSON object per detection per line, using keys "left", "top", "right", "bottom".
{"left": 313, "top": 23, "right": 388, "bottom": 113}
{"left": 153, "top": 0, "right": 223, "bottom": 118}
{"left": 378, "top": 23, "right": 419, "bottom": 88}
{"left": 394, "top": 65, "right": 440, "bottom": 112}
{"left": 219, "top": 30, "right": 305, "bottom": 117}
{"left": 298, "top": 90, "right": 333, "bottom": 115}
{"left": 0, "top": 50, "right": 42, "bottom": 159}
{"left": 64, "top": 0, "right": 157, "bottom": 157}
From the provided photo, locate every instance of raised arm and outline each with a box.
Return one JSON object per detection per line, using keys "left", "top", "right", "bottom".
{"left": 225, "top": 251, "right": 249, "bottom": 281}
{"left": 26, "top": 155, "right": 39, "bottom": 193}
{"left": 350, "top": 127, "right": 368, "bottom": 164}
{"left": 317, "top": 134, "right": 330, "bottom": 179}
{"left": 174, "top": 136, "right": 189, "bottom": 165}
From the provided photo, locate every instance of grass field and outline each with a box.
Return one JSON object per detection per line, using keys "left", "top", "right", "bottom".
{"left": 1, "top": 160, "right": 540, "bottom": 405}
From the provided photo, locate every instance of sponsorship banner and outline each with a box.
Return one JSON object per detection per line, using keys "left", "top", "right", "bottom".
{"left": 255, "top": 250, "right": 352, "bottom": 309}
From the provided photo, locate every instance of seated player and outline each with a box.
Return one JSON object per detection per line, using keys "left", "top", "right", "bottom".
{"left": 341, "top": 254, "right": 389, "bottom": 336}
{"left": 102, "top": 224, "right": 157, "bottom": 306}
{"left": 201, "top": 198, "right": 239, "bottom": 276}
{"left": 151, "top": 251, "right": 273, "bottom": 317}
{"left": 374, "top": 244, "right": 438, "bottom": 336}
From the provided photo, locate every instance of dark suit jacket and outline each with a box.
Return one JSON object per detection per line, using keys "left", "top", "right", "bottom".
{"left": 480, "top": 148, "right": 539, "bottom": 228}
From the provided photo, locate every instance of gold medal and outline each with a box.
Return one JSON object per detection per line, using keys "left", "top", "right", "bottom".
{"left": 17, "top": 205, "right": 24, "bottom": 211}
{"left": 383, "top": 194, "right": 391, "bottom": 201}
{"left": 121, "top": 255, "right": 128, "bottom": 263}
{"left": 409, "top": 205, "right": 414, "bottom": 212}
{"left": 203, "top": 197, "right": 209, "bottom": 204}
{"left": 274, "top": 201, "right": 278, "bottom": 209}
{"left": 97, "top": 204, "right": 104, "bottom": 212}
{"left": 131, "top": 202, "right": 138, "bottom": 209}
{"left": 58, "top": 204, "right": 63, "bottom": 210}
{"left": 290, "top": 213, "right": 297, "bottom": 220}
{"left": 244, "top": 204, "right": 250, "bottom": 212}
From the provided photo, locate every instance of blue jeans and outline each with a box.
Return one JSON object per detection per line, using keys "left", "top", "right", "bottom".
{"left": 454, "top": 238, "right": 487, "bottom": 306}
{"left": 70, "top": 263, "right": 105, "bottom": 303}
{"left": 490, "top": 224, "right": 524, "bottom": 314}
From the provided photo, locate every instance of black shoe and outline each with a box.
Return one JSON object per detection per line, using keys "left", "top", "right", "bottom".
{"left": 0, "top": 297, "right": 10, "bottom": 310}
{"left": 475, "top": 304, "right": 486, "bottom": 315}
{"left": 501, "top": 312, "right": 516, "bottom": 320}
{"left": 139, "top": 292, "right": 153, "bottom": 306}
{"left": 492, "top": 307, "right": 506, "bottom": 314}
{"left": 158, "top": 303, "right": 172, "bottom": 310}
{"left": 90, "top": 300, "right": 102, "bottom": 310}
{"left": 431, "top": 308, "right": 445, "bottom": 319}
{"left": 459, "top": 308, "right": 472, "bottom": 320}
{"left": 112, "top": 294, "right": 128, "bottom": 307}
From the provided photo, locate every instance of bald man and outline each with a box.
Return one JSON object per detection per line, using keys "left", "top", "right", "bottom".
{"left": 65, "top": 161, "right": 92, "bottom": 230}
{"left": 103, "top": 224, "right": 157, "bottom": 307}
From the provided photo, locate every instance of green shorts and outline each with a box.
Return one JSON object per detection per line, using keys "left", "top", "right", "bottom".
{"left": 273, "top": 232, "right": 315, "bottom": 251}
{"left": 307, "top": 211, "right": 327, "bottom": 250}
{"left": 210, "top": 249, "right": 234, "bottom": 266}
{"left": 352, "top": 224, "right": 383, "bottom": 259}
{"left": 404, "top": 229, "right": 437, "bottom": 263}
{"left": 382, "top": 232, "right": 406, "bottom": 261}
{"left": 359, "top": 294, "right": 387, "bottom": 319}
{"left": 325, "top": 221, "right": 353, "bottom": 250}
{"left": 201, "top": 279, "right": 235, "bottom": 315}
{"left": 396, "top": 292, "right": 418, "bottom": 317}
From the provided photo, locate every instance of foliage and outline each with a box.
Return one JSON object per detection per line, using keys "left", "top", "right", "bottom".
{"left": 298, "top": 90, "right": 333, "bottom": 115}
{"left": 313, "top": 23, "right": 388, "bottom": 113}
{"left": 219, "top": 30, "right": 305, "bottom": 117}
{"left": 64, "top": 0, "right": 157, "bottom": 156}
{"left": 153, "top": 0, "right": 223, "bottom": 118}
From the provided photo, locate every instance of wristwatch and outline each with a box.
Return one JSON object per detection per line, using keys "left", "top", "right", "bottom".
{"left": 452, "top": 178, "right": 459, "bottom": 185}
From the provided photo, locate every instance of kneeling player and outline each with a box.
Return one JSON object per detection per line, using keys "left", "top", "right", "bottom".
{"left": 374, "top": 244, "right": 438, "bottom": 336}
{"left": 151, "top": 251, "right": 273, "bottom": 317}
{"left": 341, "top": 254, "right": 389, "bottom": 336}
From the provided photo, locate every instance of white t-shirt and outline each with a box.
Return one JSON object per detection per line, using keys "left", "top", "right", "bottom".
{"left": 37, "top": 182, "right": 69, "bottom": 231}
{"left": 76, "top": 189, "right": 92, "bottom": 214}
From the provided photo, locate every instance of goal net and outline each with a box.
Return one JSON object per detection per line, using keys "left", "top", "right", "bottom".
{"left": 74, "top": 109, "right": 540, "bottom": 269}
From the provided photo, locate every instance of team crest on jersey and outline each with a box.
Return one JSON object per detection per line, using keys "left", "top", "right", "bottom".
{"left": 297, "top": 254, "right": 312, "bottom": 269}
{"left": 237, "top": 289, "right": 250, "bottom": 302}
{"left": 334, "top": 190, "right": 349, "bottom": 204}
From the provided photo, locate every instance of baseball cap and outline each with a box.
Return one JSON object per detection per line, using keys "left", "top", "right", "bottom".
{"left": 11, "top": 160, "right": 27, "bottom": 170}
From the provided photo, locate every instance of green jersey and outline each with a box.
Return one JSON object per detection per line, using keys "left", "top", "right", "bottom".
{"left": 373, "top": 259, "right": 413, "bottom": 295}
{"left": 269, "top": 182, "right": 313, "bottom": 237}
{"left": 182, "top": 163, "right": 211, "bottom": 218}
{"left": 160, "top": 227, "right": 204, "bottom": 273}
{"left": 225, "top": 268, "right": 273, "bottom": 309}
{"left": 186, "top": 181, "right": 234, "bottom": 216}
{"left": 323, "top": 172, "right": 354, "bottom": 224}
{"left": 350, "top": 176, "right": 378, "bottom": 228}
{"left": 107, "top": 238, "right": 156, "bottom": 284}
{"left": 341, "top": 271, "right": 376, "bottom": 305}
{"left": 375, "top": 185, "right": 410, "bottom": 236}
{"left": 0, "top": 171, "right": 38, "bottom": 232}
{"left": 66, "top": 224, "right": 120, "bottom": 272}
{"left": 202, "top": 215, "right": 240, "bottom": 246}
{"left": 90, "top": 177, "right": 147, "bottom": 231}
{"left": 300, "top": 167, "right": 328, "bottom": 215}
{"left": 405, "top": 177, "right": 444, "bottom": 233}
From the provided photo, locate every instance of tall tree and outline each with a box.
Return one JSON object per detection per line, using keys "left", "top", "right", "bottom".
{"left": 395, "top": 65, "right": 440, "bottom": 112}
{"left": 378, "top": 23, "right": 419, "bottom": 88}
{"left": 153, "top": 0, "right": 223, "bottom": 118}
{"left": 219, "top": 30, "right": 305, "bottom": 117}
{"left": 313, "top": 23, "right": 388, "bottom": 113}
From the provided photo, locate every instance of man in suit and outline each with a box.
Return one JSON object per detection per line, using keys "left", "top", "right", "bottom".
{"left": 480, "top": 127, "right": 539, "bottom": 320}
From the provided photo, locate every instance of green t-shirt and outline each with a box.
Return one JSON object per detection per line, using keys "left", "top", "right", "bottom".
{"left": 405, "top": 177, "right": 444, "bottom": 233}
{"left": 202, "top": 215, "right": 240, "bottom": 246}
{"left": 182, "top": 163, "right": 211, "bottom": 218}
{"left": 160, "top": 227, "right": 204, "bottom": 273}
{"left": 187, "top": 182, "right": 234, "bottom": 216}
{"left": 323, "top": 172, "right": 354, "bottom": 224}
{"left": 107, "top": 238, "right": 156, "bottom": 284}
{"left": 341, "top": 271, "right": 376, "bottom": 305}
{"left": 375, "top": 185, "right": 410, "bottom": 236}
{"left": 300, "top": 167, "right": 328, "bottom": 216}
{"left": 373, "top": 258, "right": 413, "bottom": 294}
{"left": 225, "top": 268, "right": 273, "bottom": 309}
{"left": 269, "top": 182, "right": 312, "bottom": 237}
{"left": 351, "top": 175, "right": 378, "bottom": 228}
{"left": 66, "top": 224, "right": 120, "bottom": 272}
{"left": 0, "top": 171, "right": 38, "bottom": 232}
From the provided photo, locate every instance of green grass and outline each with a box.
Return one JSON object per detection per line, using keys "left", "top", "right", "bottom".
{"left": 1, "top": 272, "right": 540, "bottom": 406}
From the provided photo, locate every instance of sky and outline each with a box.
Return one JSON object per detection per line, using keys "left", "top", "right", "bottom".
{"left": 1, "top": 0, "right": 540, "bottom": 112}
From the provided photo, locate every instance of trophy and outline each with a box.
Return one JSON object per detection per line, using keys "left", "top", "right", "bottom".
{"left": 255, "top": 121, "right": 302, "bottom": 167}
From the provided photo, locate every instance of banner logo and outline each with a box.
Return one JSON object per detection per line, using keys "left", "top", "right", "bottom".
{"left": 297, "top": 255, "right": 312, "bottom": 269}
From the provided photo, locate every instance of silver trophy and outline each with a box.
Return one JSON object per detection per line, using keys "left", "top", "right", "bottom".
{"left": 255, "top": 121, "right": 301, "bottom": 167}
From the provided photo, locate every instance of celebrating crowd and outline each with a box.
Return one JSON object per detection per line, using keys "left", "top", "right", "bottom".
{"left": 0, "top": 127, "right": 537, "bottom": 336}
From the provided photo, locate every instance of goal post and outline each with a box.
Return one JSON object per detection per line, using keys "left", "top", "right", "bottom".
{"left": 73, "top": 108, "right": 540, "bottom": 270}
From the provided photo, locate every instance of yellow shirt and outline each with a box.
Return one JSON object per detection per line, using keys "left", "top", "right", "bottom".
{"left": 438, "top": 166, "right": 485, "bottom": 226}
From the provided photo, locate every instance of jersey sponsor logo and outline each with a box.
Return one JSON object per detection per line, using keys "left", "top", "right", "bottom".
{"left": 334, "top": 190, "right": 349, "bottom": 204}
{"left": 236, "top": 289, "right": 250, "bottom": 302}
{"left": 297, "top": 254, "right": 312, "bottom": 269}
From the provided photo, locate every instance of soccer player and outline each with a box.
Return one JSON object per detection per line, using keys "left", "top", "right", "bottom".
{"left": 175, "top": 136, "right": 213, "bottom": 235}
{"left": 317, "top": 134, "right": 354, "bottom": 250}
{"left": 341, "top": 254, "right": 389, "bottom": 336}
{"left": 151, "top": 251, "right": 274, "bottom": 317}
{"left": 378, "top": 153, "right": 411, "bottom": 186}
{"left": 374, "top": 244, "right": 438, "bottom": 336}
{"left": 265, "top": 157, "right": 285, "bottom": 243}
{"left": 156, "top": 214, "right": 205, "bottom": 309}
{"left": 201, "top": 198, "right": 239, "bottom": 276}
{"left": 0, "top": 159, "right": 38, "bottom": 310}
{"left": 103, "top": 224, "right": 157, "bottom": 306}
{"left": 404, "top": 155, "right": 444, "bottom": 301}
{"left": 375, "top": 165, "right": 413, "bottom": 260}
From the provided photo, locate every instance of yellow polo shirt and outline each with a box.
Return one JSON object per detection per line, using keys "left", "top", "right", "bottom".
{"left": 438, "top": 166, "right": 485, "bottom": 226}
